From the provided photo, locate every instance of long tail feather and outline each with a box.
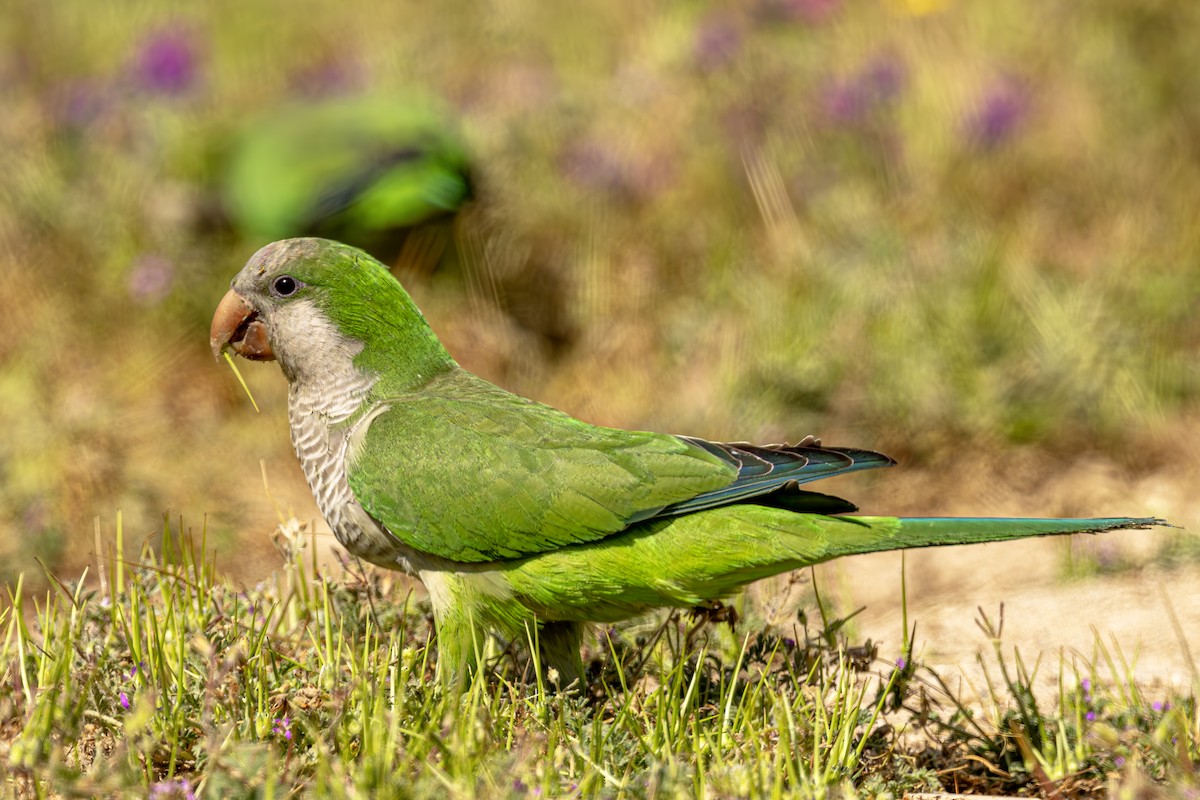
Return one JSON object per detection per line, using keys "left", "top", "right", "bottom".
{"left": 823, "top": 516, "right": 1167, "bottom": 559}
{"left": 502, "top": 511, "right": 1166, "bottom": 624}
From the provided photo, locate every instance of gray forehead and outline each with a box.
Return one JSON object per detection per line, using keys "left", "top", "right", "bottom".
{"left": 233, "top": 238, "right": 328, "bottom": 289}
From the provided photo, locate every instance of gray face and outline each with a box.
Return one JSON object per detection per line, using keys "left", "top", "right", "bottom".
{"left": 212, "top": 242, "right": 366, "bottom": 388}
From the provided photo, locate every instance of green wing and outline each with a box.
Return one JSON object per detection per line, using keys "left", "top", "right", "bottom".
{"left": 346, "top": 376, "right": 736, "bottom": 562}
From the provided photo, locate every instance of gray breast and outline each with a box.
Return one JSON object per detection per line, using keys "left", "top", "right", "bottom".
{"left": 287, "top": 376, "right": 424, "bottom": 572}
{"left": 269, "top": 298, "right": 443, "bottom": 573}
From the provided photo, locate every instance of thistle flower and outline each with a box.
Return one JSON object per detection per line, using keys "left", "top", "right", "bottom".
{"left": 133, "top": 26, "right": 201, "bottom": 95}
{"left": 822, "top": 54, "right": 906, "bottom": 125}
{"left": 966, "top": 77, "right": 1028, "bottom": 149}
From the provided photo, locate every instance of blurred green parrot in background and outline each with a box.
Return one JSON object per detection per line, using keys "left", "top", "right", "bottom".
{"left": 223, "top": 94, "right": 471, "bottom": 256}
{"left": 222, "top": 94, "right": 576, "bottom": 357}
{"left": 210, "top": 238, "right": 1165, "bottom": 689}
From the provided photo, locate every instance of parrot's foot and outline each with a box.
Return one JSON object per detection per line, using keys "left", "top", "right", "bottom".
{"left": 688, "top": 600, "right": 739, "bottom": 633}
{"left": 533, "top": 620, "right": 586, "bottom": 692}
{"left": 424, "top": 570, "right": 588, "bottom": 692}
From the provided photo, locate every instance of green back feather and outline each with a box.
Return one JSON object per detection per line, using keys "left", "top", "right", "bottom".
{"left": 347, "top": 369, "right": 738, "bottom": 561}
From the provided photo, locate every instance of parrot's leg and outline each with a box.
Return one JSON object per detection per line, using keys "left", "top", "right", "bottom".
{"left": 431, "top": 603, "right": 489, "bottom": 690}
{"left": 535, "top": 620, "right": 586, "bottom": 690}
{"left": 424, "top": 572, "right": 491, "bottom": 690}
{"left": 425, "top": 571, "right": 588, "bottom": 689}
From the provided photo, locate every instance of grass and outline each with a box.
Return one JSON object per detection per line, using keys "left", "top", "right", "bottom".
{"left": 1, "top": 0, "right": 1197, "bottom": 587}
{"left": 1, "top": 518, "right": 1197, "bottom": 798}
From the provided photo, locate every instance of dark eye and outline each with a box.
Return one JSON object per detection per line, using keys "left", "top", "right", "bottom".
{"left": 272, "top": 275, "right": 301, "bottom": 297}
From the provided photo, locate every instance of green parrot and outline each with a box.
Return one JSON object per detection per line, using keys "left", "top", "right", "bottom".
{"left": 223, "top": 94, "right": 471, "bottom": 257}
{"left": 221, "top": 95, "right": 577, "bottom": 357}
{"left": 210, "top": 238, "right": 1164, "bottom": 688}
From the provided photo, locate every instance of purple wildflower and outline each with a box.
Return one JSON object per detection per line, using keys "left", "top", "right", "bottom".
{"left": 119, "top": 692, "right": 131, "bottom": 710}
{"left": 513, "top": 778, "right": 528, "bottom": 794}
{"left": 133, "top": 26, "right": 200, "bottom": 95}
{"left": 128, "top": 255, "right": 175, "bottom": 303}
{"left": 823, "top": 82, "right": 866, "bottom": 124}
{"left": 864, "top": 56, "right": 905, "bottom": 100}
{"left": 895, "top": 657, "right": 907, "bottom": 670}
{"left": 822, "top": 54, "right": 906, "bottom": 125}
{"left": 273, "top": 716, "right": 293, "bottom": 740}
{"left": 1114, "top": 755, "right": 1126, "bottom": 768}
{"left": 51, "top": 79, "right": 114, "bottom": 129}
{"left": 694, "top": 13, "right": 743, "bottom": 70}
{"left": 1086, "top": 711, "right": 1096, "bottom": 722}
{"left": 966, "top": 77, "right": 1028, "bottom": 149}
{"left": 561, "top": 141, "right": 627, "bottom": 194}
{"left": 1152, "top": 701, "right": 1166, "bottom": 712}
{"left": 148, "top": 778, "right": 195, "bottom": 800}
{"left": 561, "top": 139, "right": 673, "bottom": 200}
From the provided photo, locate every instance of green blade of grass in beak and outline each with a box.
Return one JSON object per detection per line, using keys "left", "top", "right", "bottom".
{"left": 224, "top": 350, "right": 260, "bottom": 412}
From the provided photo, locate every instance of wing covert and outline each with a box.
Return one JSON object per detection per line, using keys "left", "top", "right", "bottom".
{"left": 344, "top": 373, "right": 896, "bottom": 564}
{"left": 345, "top": 382, "right": 735, "bottom": 563}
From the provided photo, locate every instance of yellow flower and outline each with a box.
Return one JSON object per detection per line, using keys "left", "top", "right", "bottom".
{"left": 886, "top": 0, "right": 951, "bottom": 16}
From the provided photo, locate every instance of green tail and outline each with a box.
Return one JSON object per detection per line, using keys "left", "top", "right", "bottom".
{"left": 432, "top": 511, "right": 1164, "bottom": 686}
{"left": 826, "top": 516, "right": 1163, "bottom": 559}
{"left": 500, "top": 510, "right": 1164, "bottom": 625}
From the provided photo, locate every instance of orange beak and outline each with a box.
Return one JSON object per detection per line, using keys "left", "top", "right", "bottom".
{"left": 210, "top": 289, "right": 275, "bottom": 361}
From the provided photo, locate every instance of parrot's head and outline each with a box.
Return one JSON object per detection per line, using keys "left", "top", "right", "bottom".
{"left": 210, "top": 237, "right": 453, "bottom": 389}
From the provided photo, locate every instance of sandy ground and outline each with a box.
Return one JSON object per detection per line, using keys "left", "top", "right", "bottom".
{"left": 809, "top": 542, "right": 1200, "bottom": 704}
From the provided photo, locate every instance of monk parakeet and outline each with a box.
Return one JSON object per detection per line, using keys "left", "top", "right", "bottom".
{"left": 222, "top": 96, "right": 577, "bottom": 358}
{"left": 211, "top": 238, "right": 1164, "bottom": 688}
{"left": 223, "top": 95, "right": 471, "bottom": 258}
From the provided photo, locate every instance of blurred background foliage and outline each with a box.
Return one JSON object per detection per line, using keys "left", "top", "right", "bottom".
{"left": 0, "top": 0, "right": 1197, "bottom": 586}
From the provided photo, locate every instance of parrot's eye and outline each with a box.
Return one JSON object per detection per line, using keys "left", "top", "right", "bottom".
{"left": 272, "top": 275, "right": 301, "bottom": 297}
